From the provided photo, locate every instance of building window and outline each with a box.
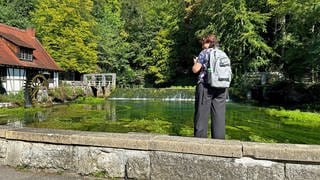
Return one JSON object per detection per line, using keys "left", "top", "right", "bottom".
{"left": 19, "top": 48, "right": 33, "bottom": 61}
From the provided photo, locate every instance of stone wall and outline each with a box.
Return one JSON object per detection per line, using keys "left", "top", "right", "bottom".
{"left": 0, "top": 126, "right": 319, "bottom": 179}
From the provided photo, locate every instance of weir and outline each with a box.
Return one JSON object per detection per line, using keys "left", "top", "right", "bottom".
{"left": 0, "top": 126, "right": 319, "bottom": 179}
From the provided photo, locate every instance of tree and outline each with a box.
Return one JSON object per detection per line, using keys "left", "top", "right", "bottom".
{"left": 121, "top": 0, "right": 158, "bottom": 86}
{"left": 31, "top": 0, "right": 98, "bottom": 73}
{"left": 92, "top": 0, "right": 138, "bottom": 86}
{"left": 147, "top": 0, "right": 185, "bottom": 86}
{"left": 5, "top": 0, "right": 315, "bottom": 86}
{"left": 121, "top": 0, "right": 185, "bottom": 87}
{"left": 0, "top": 0, "right": 35, "bottom": 28}
{"left": 190, "top": 0, "right": 273, "bottom": 80}
{"left": 267, "top": 0, "right": 320, "bottom": 81}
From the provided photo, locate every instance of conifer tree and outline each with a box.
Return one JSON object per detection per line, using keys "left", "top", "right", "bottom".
{"left": 93, "top": 0, "right": 137, "bottom": 85}
{"left": 267, "top": 0, "right": 320, "bottom": 81}
{"left": 121, "top": 0, "right": 185, "bottom": 86}
{"left": 191, "top": 0, "right": 272, "bottom": 79}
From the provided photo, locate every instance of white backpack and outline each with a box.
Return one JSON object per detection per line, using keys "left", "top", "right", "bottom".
{"left": 206, "top": 48, "right": 232, "bottom": 88}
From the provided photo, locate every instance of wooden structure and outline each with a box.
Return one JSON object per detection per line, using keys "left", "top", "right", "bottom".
{"left": 0, "top": 23, "right": 62, "bottom": 106}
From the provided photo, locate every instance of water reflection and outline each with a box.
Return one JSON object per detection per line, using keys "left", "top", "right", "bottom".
{"left": 4, "top": 111, "right": 49, "bottom": 128}
{"left": 83, "top": 102, "right": 117, "bottom": 121}
{"left": 2, "top": 100, "right": 320, "bottom": 144}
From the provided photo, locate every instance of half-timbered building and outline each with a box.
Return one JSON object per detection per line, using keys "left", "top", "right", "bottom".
{"left": 0, "top": 23, "right": 62, "bottom": 95}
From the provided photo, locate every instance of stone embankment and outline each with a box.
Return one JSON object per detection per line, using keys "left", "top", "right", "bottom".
{"left": 0, "top": 126, "right": 319, "bottom": 179}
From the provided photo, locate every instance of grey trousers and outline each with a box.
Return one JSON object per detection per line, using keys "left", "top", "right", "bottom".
{"left": 194, "top": 83, "right": 226, "bottom": 139}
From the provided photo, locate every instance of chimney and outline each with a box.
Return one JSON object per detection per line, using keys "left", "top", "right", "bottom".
{"left": 26, "top": 27, "right": 36, "bottom": 37}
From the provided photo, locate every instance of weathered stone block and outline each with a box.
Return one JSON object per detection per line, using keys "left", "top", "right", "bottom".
{"left": 0, "top": 139, "right": 6, "bottom": 158}
{"left": 6, "top": 140, "right": 73, "bottom": 170}
{"left": 286, "top": 163, "right": 320, "bottom": 180}
{"left": 150, "top": 151, "right": 247, "bottom": 180}
{"left": 235, "top": 157, "right": 285, "bottom": 180}
{"left": 126, "top": 151, "right": 150, "bottom": 180}
{"left": 0, "top": 139, "right": 7, "bottom": 165}
{"left": 243, "top": 142, "right": 320, "bottom": 162}
{"left": 73, "top": 146, "right": 126, "bottom": 178}
{"left": 24, "top": 143, "right": 73, "bottom": 170}
{"left": 150, "top": 135, "right": 242, "bottom": 158}
{"left": 6, "top": 140, "right": 31, "bottom": 166}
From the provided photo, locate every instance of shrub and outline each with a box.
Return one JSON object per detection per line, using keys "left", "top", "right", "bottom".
{"left": 262, "top": 80, "right": 311, "bottom": 105}
{"left": 230, "top": 74, "right": 260, "bottom": 101}
{"left": 0, "top": 91, "right": 24, "bottom": 106}
{"left": 49, "top": 85, "right": 86, "bottom": 102}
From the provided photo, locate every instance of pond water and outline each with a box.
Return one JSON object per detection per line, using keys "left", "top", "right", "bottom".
{"left": 1, "top": 100, "right": 319, "bottom": 144}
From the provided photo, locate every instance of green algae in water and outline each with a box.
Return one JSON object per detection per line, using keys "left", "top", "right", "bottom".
{"left": 1, "top": 100, "right": 319, "bottom": 144}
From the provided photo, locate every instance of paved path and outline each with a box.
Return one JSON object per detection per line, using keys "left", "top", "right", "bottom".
{"left": 0, "top": 166, "right": 104, "bottom": 180}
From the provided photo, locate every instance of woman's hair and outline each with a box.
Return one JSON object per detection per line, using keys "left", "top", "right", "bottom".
{"left": 200, "top": 34, "right": 218, "bottom": 48}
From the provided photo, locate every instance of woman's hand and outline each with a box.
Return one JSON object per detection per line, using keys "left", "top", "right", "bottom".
{"left": 192, "top": 57, "right": 202, "bottom": 73}
{"left": 193, "top": 56, "right": 198, "bottom": 64}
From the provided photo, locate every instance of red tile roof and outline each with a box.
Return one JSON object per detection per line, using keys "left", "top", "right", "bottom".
{"left": 0, "top": 23, "right": 62, "bottom": 71}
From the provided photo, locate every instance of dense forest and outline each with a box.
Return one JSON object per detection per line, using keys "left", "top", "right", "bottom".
{"left": 0, "top": 0, "right": 319, "bottom": 88}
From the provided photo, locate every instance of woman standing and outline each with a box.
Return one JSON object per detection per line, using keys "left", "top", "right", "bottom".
{"left": 192, "top": 34, "right": 227, "bottom": 139}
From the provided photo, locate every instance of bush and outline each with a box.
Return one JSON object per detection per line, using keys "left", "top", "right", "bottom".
{"left": 49, "top": 85, "right": 86, "bottom": 102}
{"left": 0, "top": 91, "right": 24, "bottom": 106}
{"left": 264, "top": 80, "right": 311, "bottom": 104}
{"left": 109, "top": 88, "right": 195, "bottom": 99}
{"left": 229, "top": 74, "right": 260, "bottom": 101}
{"left": 249, "top": 80, "right": 313, "bottom": 107}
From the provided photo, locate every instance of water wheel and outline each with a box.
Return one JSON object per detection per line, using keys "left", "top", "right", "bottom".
{"left": 29, "top": 74, "right": 49, "bottom": 101}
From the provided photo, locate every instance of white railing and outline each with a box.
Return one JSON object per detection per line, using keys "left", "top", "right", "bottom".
{"left": 83, "top": 73, "right": 116, "bottom": 89}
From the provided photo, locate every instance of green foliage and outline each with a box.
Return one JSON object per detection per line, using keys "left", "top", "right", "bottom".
{"left": 192, "top": 0, "right": 273, "bottom": 76}
{"left": 0, "top": 0, "right": 318, "bottom": 87}
{"left": 267, "top": 0, "right": 320, "bottom": 79}
{"left": 121, "top": 0, "right": 185, "bottom": 87}
{"left": 30, "top": 0, "right": 98, "bottom": 73}
{"left": 2, "top": 99, "right": 320, "bottom": 144}
{"left": 226, "top": 103, "right": 320, "bottom": 144}
{"left": 146, "top": 1, "right": 184, "bottom": 86}
{"left": 266, "top": 108, "right": 320, "bottom": 123}
{"left": 49, "top": 84, "right": 85, "bottom": 102}
{"left": 73, "top": 96, "right": 105, "bottom": 104}
{"left": 90, "top": 170, "right": 108, "bottom": 178}
{"left": 0, "top": 91, "right": 24, "bottom": 105}
{"left": 0, "top": 0, "right": 35, "bottom": 28}
{"left": 229, "top": 77, "right": 257, "bottom": 101}
{"left": 0, "top": 106, "right": 40, "bottom": 119}
{"left": 108, "top": 88, "right": 194, "bottom": 99}
{"left": 93, "top": 0, "right": 142, "bottom": 86}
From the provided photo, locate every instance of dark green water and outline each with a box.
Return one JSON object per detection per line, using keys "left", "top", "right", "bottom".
{"left": 1, "top": 100, "right": 320, "bottom": 144}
